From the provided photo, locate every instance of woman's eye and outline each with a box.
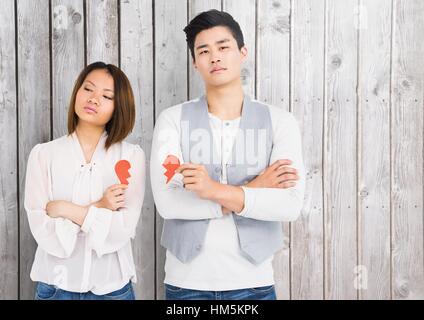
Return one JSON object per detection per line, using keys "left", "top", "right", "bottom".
{"left": 84, "top": 87, "right": 93, "bottom": 92}
{"left": 103, "top": 96, "right": 113, "bottom": 100}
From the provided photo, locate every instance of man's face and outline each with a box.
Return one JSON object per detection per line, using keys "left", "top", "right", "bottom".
{"left": 193, "top": 26, "right": 247, "bottom": 88}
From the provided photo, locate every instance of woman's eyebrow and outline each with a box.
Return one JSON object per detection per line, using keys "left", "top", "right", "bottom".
{"left": 85, "top": 80, "right": 113, "bottom": 93}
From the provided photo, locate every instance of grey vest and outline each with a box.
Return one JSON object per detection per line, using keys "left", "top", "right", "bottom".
{"left": 161, "top": 95, "right": 283, "bottom": 264}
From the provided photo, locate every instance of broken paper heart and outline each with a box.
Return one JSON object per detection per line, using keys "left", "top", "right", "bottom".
{"left": 115, "top": 160, "right": 131, "bottom": 185}
{"left": 162, "top": 155, "right": 181, "bottom": 184}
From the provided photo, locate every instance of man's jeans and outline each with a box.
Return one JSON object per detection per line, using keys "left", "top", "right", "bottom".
{"left": 34, "top": 281, "right": 135, "bottom": 300}
{"left": 165, "top": 284, "right": 277, "bottom": 300}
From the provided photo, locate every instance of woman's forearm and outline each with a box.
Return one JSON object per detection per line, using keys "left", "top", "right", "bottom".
{"left": 47, "top": 200, "right": 89, "bottom": 226}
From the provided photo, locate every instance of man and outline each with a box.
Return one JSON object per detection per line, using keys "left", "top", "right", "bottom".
{"left": 151, "top": 9, "right": 305, "bottom": 300}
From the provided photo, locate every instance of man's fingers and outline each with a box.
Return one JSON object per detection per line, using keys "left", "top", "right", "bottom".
{"left": 115, "top": 195, "right": 125, "bottom": 203}
{"left": 183, "top": 177, "right": 198, "bottom": 185}
{"left": 276, "top": 173, "right": 299, "bottom": 182}
{"left": 180, "top": 168, "right": 199, "bottom": 177}
{"left": 275, "top": 166, "right": 298, "bottom": 175}
{"left": 176, "top": 163, "right": 201, "bottom": 173}
{"left": 279, "top": 181, "right": 297, "bottom": 188}
{"left": 269, "top": 159, "right": 293, "bottom": 171}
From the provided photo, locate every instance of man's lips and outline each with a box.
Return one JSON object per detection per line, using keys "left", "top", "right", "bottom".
{"left": 83, "top": 106, "right": 97, "bottom": 114}
{"left": 210, "top": 67, "right": 227, "bottom": 73}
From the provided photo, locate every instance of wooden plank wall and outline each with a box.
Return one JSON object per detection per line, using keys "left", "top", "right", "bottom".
{"left": 0, "top": 0, "right": 423, "bottom": 300}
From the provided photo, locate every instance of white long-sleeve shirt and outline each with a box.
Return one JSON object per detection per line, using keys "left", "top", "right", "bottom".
{"left": 151, "top": 98, "right": 305, "bottom": 290}
{"left": 24, "top": 131, "right": 146, "bottom": 295}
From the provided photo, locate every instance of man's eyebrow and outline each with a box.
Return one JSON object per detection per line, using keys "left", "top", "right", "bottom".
{"left": 216, "top": 38, "right": 230, "bottom": 45}
{"left": 195, "top": 38, "right": 231, "bottom": 50}
{"left": 196, "top": 43, "right": 209, "bottom": 50}
{"left": 84, "top": 80, "right": 114, "bottom": 93}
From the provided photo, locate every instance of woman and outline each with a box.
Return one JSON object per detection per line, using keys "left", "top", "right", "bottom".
{"left": 24, "top": 62, "right": 145, "bottom": 300}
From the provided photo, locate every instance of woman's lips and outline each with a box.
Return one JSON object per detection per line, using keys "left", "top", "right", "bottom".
{"left": 83, "top": 106, "right": 97, "bottom": 114}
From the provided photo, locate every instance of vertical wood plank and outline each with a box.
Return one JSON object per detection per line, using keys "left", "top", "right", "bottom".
{"left": 120, "top": 0, "right": 155, "bottom": 300}
{"left": 51, "top": 0, "right": 84, "bottom": 139}
{"left": 0, "top": 0, "right": 18, "bottom": 300}
{"left": 188, "top": 0, "right": 221, "bottom": 99}
{"left": 222, "top": 0, "right": 255, "bottom": 96}
{"left": 291, "top": 0, "right": 325, "bottom": 300}
{"left": 391, "top": 0, "right": 424, "bottom": 300}
{"left": 86, "top": 0, "right": 119, "bottom": 65}
{"left": 358, "top": 0, "right": 391, "bottom": 300}
{"left": 17, "top": 0, "right": 51, "bottom": 300}
{"left": 256, "top": 0, "right": 291, "bottom": 300}
{"left": 324, "top": 0, "right": 358, "bottom": 299}
{"left": 154, "top": 0, "right": 188, "bottom": 300}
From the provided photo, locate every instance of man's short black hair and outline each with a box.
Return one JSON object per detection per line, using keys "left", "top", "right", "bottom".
{"left": 183, "top": 9, "right": 245, "bottom": 60}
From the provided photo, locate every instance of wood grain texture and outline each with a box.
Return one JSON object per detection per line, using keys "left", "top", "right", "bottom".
{"left": 17, "top": 0, "right": 51, "bottom": 300}
{"left": 324, "top": 0, "right": 358, "bottom": 300}
{"left": 154, "top": 0, "right": 188, "bottom": 300}
{"left": 0, "top": 0, "right": 18, "bottom": 300}
{"left": 51, "top": 0, "right": 84, "bottom": 139}
{"left": 391, "top": 0, "right": 424, "bottom": 300}
{"left": 1, "top": 0, "right": 423, "bottom": 300}
{"left": 291, "top": 0, "right": 325, "bottom": 300}
{"left": 86, "top": 0, "right": 119, "bottom": 65}
{"left": 358, "top": 0, "right": 391, "bottom": 300}
{"left": 256, "top": 0, "right": 291, "bottom": 300}
{"left": 120, "top": 0, "right": 155, "bottom": 300}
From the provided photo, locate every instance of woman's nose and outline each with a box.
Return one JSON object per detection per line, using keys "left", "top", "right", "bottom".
{"left": 88, "top": 96, "right": 99, "bottom": 105}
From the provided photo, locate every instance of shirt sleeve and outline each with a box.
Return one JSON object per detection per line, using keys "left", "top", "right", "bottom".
{"left": 150, "top": 107, "right": 223, "bottom": 220}
{"left": 237, "top": 110, "right": 306, "bottom": 221}
{"left": 24, "top": 143, "right": 80, "bottom": 258}
{"left": 80, "top": 145, "right": 146, "bottom": 258}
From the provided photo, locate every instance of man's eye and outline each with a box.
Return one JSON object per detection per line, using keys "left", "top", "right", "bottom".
{"left": 200, "top": 50, "right": 208, "bottom": 55}
{"left": 220, "top": 46, "right": 229, "bottom": 50}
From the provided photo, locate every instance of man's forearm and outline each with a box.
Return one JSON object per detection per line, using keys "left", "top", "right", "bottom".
{"left": 208, "top": 182, "right": 245, "bottom": 213}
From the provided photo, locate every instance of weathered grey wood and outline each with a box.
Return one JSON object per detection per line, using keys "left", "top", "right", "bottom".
{"left": 324, "top": 0, "right": 358, "bottom": 299}
{"left": 358, "top": 0, "right": 391, "bottom": 300}
{"left": 188, "top": 0, "right": 221, "bottom": 99}
{"left": 154, "top": 0, "right": 188, "bottom": 300}
{"left": 120, "top": 0, "right": 155, "bottom": 300}
{"left": 290, "top": 0, "right": 325, "bottom": 300}
{"left": 86, "top": 0, "right": 119, "bottom": 65}
{"left": 222, "top": 0, "right": 255, "bottom": 96}
{"left": 256, "top": 0, "right": 291, "bottom": 300}
{"left": 51, "top": 0, "right": 84, "bottom": 139}
{"left": 17, "top": 0, "right": 51, "bottom": 300}
{"left": 2, "top": 0, "right": 424, "bottom": 300}
{"left": 391, "top": 0, "right": 424, "bottom": 300}
{"left": 0, "top": 0, "right": 18, "bottom": 300}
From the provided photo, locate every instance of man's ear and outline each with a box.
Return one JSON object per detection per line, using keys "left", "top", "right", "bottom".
{"left": 240, "top": 46, "right": 248, "bottom": 62}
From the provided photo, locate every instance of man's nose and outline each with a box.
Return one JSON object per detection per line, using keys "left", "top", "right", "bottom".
{"left": 210, "top": 50, "right": 222, "bottom": 64}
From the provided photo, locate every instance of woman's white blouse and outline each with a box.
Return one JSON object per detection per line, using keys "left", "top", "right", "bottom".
{"left": 24, "top": 132, "right": 146, "bottom": 295}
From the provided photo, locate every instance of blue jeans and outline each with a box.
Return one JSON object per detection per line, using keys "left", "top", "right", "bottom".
{"left": 165, "top": 284, "right": 276, "bottom": 300}
{"left": 34, "top": 281, "right": 135, "bottom": 300}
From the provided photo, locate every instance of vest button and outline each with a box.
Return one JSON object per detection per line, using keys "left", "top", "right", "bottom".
{"left": 195, "top": 245, "right": 202, "bottom": 250}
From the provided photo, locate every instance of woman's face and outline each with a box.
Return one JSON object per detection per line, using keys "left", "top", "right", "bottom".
{"left": 74, "top": 69, "right": 115, "bottom": 128}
